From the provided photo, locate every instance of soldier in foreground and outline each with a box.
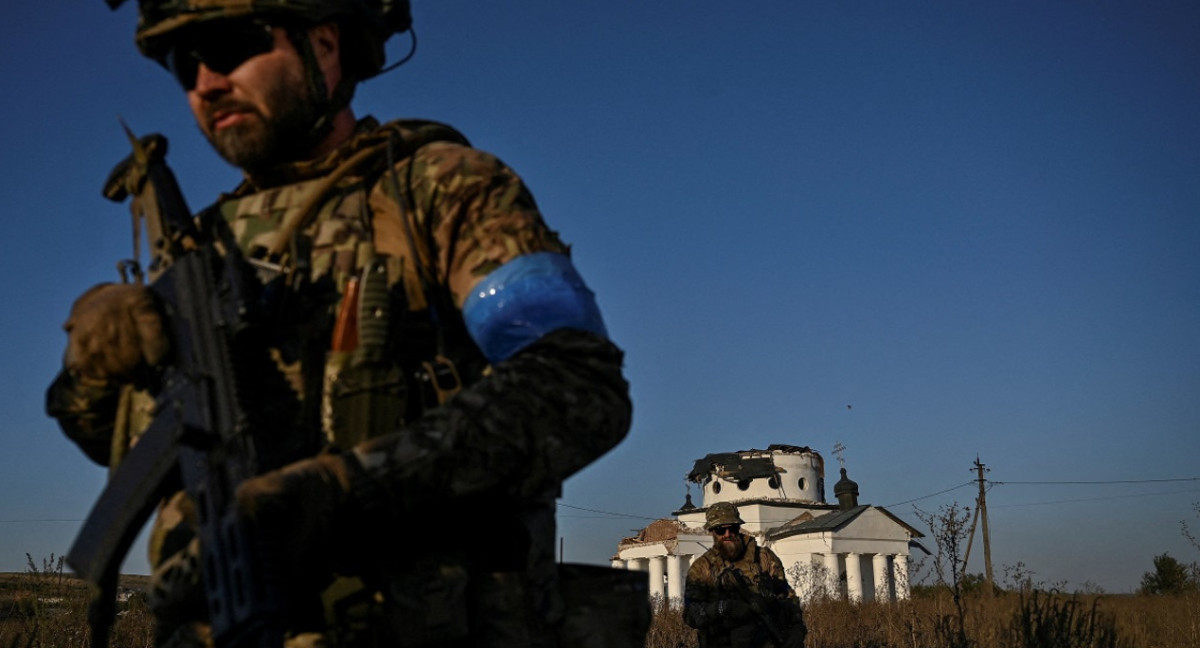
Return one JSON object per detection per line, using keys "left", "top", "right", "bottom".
{"left": 47, "top": 1, "right": 635, "bottom": 646}
{"left": 684, "top": 503, "right": 806, "bottom": 648}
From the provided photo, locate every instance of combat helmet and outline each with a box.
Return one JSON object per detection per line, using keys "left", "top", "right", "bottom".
{"left": 704, "top": 502, "right": 744, "bottom": 531}
{"left": 105, "top": 0, "right": 412, "bottom": 82}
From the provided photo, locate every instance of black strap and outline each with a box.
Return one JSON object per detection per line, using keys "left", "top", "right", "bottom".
{"left": 384, "top": 128, "right": 453, "bottom": 356}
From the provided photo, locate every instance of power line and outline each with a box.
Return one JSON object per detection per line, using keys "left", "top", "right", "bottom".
{"left": 12, "top": 474, "right": 1190, "bottom": 530}
{"left": 568, "top": 481, "right": 980, "bottom": 519}
{"left": 885, "top": 481, "right": 976, "bottom": 508}
{"left": 0, "top": 519, "right": 82, "bottom": 523}
{"left": 990, "top": 477, "right": 1200, "bottom": 486}
{"left": 990, "top": 487, "right": 1200, "bottom": 509}
{"left": 556, "top": 502, "right": 659, "bottom": 521}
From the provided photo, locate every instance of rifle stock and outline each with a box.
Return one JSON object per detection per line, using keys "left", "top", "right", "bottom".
{"left": 68, "top": 129, "right": 309, "bottom": 647}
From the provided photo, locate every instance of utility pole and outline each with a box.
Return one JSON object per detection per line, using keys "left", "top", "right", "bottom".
{"left": 965, "top": 456, "right": 994, "bottom": 588}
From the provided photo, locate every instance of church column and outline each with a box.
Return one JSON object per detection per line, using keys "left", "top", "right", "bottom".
{"left": 894, "top": 554, "right": 910, "bottom": 600}
{"left": 667, "top": 554, "right": 686, "bottom": 606}
{"left": 844, "top": 553, "right": 863, "bottom": 602}
{"left": 648, "top": 556, "right": 667, "bottom": 601}
{"left": 872, "top": 554, "right": 891, "bottom": 602}
{"left": 822, "top": 553, "right": 840, "bottom": 599}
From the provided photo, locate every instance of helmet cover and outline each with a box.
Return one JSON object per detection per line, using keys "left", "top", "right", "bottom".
{"left": 704, "top": 502, "right": 745, "bottom": 530}
{"left": 113, "top": 0, "right": 411, "bottom": 79}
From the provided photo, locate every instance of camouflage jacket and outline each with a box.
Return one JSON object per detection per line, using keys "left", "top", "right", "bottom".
{"left": 684, "top": 536, "right": 804, "bottom": 648}
{"left": 47, "top": 117, "right": 632, "bottom": 647}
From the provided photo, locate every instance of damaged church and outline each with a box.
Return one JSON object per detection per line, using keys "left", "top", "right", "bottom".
{"left": 611, "top": 445, "right": 924, "bottom": 604}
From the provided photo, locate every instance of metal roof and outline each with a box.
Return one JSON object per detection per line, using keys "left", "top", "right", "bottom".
{"left": 767, "top": 505, "right": 924, "bottom": 541}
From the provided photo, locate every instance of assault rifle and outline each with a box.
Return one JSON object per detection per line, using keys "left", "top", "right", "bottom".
{"left": 66, "top": 127, "right": 313, "bottom": 647}
{"left": 721, "top": 566, "right": 805, "bottom": 648}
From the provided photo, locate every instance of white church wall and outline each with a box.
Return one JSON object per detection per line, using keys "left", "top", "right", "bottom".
{"left": 770, "top": 532, "right": 834, "bottom": 559}
{"left": 845, "top": 509, "right": 913, "bottom": 542}
{"left": 770, "top": 451, "right": 826, "bottom": 502}
{"left": 699, "top": 449, "right": 825, "bottom": 507}
{"left": 738, "top": 503, "right": 813, "bottom": 534}
{"left": 829, "top": 537, "right": 909, "bottom": 556}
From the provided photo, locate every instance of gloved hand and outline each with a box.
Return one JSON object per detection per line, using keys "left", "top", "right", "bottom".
{"left": 63, "top": 283, "right": 168, "bottom": 381}
{"left": 235, "top": 453, "right": 361, "bottom": 592}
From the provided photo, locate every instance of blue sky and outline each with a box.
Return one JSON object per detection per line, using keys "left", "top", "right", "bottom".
{"left": 1, "top": 3, "right": 1197, "bottom": 593}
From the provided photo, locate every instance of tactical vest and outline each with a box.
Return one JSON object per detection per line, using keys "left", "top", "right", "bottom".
{"left": 208, "top": 118, "right": 488, "bottom": 451}
{"left": 197, "top": 120, "right": 504, "bottom": 646}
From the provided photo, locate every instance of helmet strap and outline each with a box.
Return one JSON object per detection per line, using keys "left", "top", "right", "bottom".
{"left": 284, "top": 25, "right": 354, "bottom": 147}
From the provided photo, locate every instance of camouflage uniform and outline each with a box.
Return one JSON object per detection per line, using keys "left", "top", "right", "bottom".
{"left": 48, "top": 116, "right": 632, "bottom": 646}
{"left": 684, "top": 535, "right": 805, "bottom": 648}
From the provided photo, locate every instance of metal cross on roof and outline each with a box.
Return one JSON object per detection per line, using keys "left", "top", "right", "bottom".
{"left": 832, "top": 441, "right": 846, "bottom": 469}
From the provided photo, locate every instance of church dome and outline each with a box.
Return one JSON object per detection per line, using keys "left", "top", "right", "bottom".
{"left": 834, "top": 468, "right": 858, "bottom": 496}
{"left": 834, "top": 467, "right": 859, "bottom": 509}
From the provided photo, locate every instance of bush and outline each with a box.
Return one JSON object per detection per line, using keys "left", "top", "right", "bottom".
{"left": 1138, "top": 553, "right": 1199, "bottom": 596}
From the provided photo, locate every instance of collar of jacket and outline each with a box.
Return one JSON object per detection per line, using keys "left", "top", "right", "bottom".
{"left": 230, "top": 117, "right": 382, "bottom": 192}
{"left": 228, "top": 116, "right": 469, "bottom": 192}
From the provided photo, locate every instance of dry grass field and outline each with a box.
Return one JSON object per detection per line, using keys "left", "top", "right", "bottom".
{"left": 0, "top": 556, "right": 152, "bottom": 648}
{"left": 646, "top": 589, "right": 1200, "bottom": 648}
{"left": 3, "top": 556, "right": 1198, "bottom": 648}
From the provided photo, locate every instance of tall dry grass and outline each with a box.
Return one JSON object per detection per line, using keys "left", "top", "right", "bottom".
{"left": 0, "top": 554, "right": 152, "bottom": 648}
{"left": 4, "top": 559, "right": 1198, "bottom": 648}
{"left": 646, "top": 589, "right": 1200, "bottom": 648}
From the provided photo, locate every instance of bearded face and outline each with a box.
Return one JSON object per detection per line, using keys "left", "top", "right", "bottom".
{"left": 185, "top": 26, "right": 327, "bottom": 175}
{"left": 714, "top": 530, "right": 747, "bottom": 561}
{"left": 200, "top": 61, "right": 322, "bottom": 172}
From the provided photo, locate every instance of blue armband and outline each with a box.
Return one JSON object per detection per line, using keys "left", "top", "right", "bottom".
{"left": 462, "top": 252, "right": 608, "bottom": 363}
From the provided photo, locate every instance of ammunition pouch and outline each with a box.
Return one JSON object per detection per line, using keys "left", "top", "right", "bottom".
{"left": 325, "top": 351, "right": 408, "bottom": 449}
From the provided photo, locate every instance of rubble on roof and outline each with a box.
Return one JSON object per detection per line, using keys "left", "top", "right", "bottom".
{"left": 618, "top": 519, "right": 700, "bottom": 547}
{"left": 686, "top": 445, "right": 815, "bottom": 483}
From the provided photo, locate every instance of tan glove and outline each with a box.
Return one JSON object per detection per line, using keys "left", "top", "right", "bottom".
{"left": 63, "top": 283, "right": 168, "bottom": 381}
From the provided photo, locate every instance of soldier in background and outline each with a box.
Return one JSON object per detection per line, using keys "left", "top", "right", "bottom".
{"left": 46, "top": 1, "right": 634, "bottom": 646}
{"left": 684, "top": 502, "right": 806, "bottom": 648}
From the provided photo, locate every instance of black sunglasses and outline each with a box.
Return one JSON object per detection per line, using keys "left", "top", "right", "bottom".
{"left": 712, "top": 525, "right": 740, "bottom": 536}
{"left": 161, "top": 20, "right": 277, "bottom": 89}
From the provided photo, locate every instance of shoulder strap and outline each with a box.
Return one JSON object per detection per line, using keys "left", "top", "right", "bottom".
{"left": 265, "top": 142, "right": 390, "bottom": 261}
{"left": 369, "top": 121, "right": 474, "bottom": 356}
